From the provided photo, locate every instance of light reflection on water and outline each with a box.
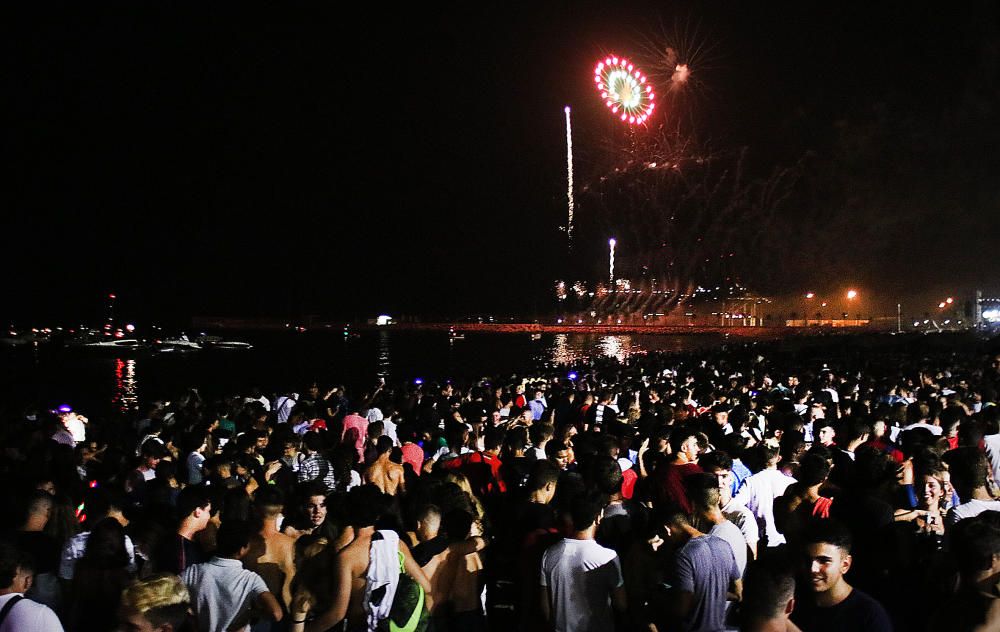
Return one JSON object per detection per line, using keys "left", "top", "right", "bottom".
{"left": 548, "top": 334, "right": 647, "bottom": 365}
{"left": 111, "top": 358, "right": 139, "bottom": 413}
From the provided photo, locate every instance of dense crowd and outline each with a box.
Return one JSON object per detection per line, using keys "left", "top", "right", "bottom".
{"left": 4, "top": 334, "right": 1000, "bottom": 631}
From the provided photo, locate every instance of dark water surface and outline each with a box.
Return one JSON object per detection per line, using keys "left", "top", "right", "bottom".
{"left": 0, "top": 331, "right": 726, "bottom": 418}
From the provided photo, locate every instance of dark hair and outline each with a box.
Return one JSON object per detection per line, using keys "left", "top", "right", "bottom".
{"left": 567, "top": 492, "right": 604, "bottom": 532}
{"left": 951, "top": 514, "right": 1000, "bottom": 576}
{"left": 80, "top": 517, "right": 130, "bottom": 570}
{"left": 526, "top": 461, "right": 561, "bottom": 493}
{"left": 254, "top": 486, "right": 285, "bottom": 514}
{"left": 684, "top": 472, "right": 722, "bottom": 510}
{"left": 176, "top": 485, "right": 211, "bottom": 520}
{"left": 698, "top": 450, "right": 733, "bottom": 473}
{"left": 346, "top": 485, "right": 390, "bottom": 527}
{"left": 741, "top": 553, "right": 796, "bottom": 621}
{"left": 216, "top": 520, "right": 253, "bottom": 557}
{"left": 581, "top": 456, "right": 623, "bottom": 497}
{"left": 943, "top": 447, "right": 989, "bottom": 497}
{"left": 797, "top": 453, "right": 832, "bottom": 487}
{"left": 376, "top": 435, "right": 394, "bottom": 455}
{"left": 0, "top": 541, "right": 33, "bottom": 588}
{"left": 802, "top": 520, "right": 852, "bottom": 554}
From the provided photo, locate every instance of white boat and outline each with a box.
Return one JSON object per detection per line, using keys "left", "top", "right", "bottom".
{"left": 155, "top": 335, "right": 203, "bottom": 353}
{"left": 80, "top": 338, "right": 148, "bottom": 352}
{"left": 197, "top": 335, "right": 253, "bottom": 350}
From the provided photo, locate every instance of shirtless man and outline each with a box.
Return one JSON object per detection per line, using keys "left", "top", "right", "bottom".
{"left": 363, "top": 436, "right": 405, "bottom": 496}
{"left": 245, "top": 487, "right": 297, "bottom": 610}
{"left": 411, "top": 506, "right": 487, "bottom": 626}
{"left": 305, "top": 486, "right": 431, "bottom": 632}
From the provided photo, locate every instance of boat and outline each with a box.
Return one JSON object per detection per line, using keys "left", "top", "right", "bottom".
{"left": 154, "top": 335, "right": 203, "bottom": 353}
{"left": 196, "top": 335, "right": 254, "bottom": 351}
{"left": 79, "top": 338, "right": 149, "bottom": 352}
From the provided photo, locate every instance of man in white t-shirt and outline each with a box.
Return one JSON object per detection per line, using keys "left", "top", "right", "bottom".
{"left": 0, "top": 542, "right": 63, "bottom": 632}
{"left": 943, "top": 447, "right": 1000, "bottom": 526}
{"left": 540, "top": 493, "right": 626, "bottom": 632}
{"left": 182, "top": 521, "right": 282, "bottom": 632}
{"left": 733, "top": 445, "right": 795, "bottom": 548}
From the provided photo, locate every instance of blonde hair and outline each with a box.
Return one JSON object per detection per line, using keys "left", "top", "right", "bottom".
{"left": 120, "top": 573, "right": 190, "bottom": 614}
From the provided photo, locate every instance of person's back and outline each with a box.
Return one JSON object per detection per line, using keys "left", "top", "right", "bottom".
{"left": 364, "top": 437, "right": 405, "bottom": 496}
{"left": 671, "top": 534, "right": 740, "bottom": 632}
{"left": 539, "top": 494, "right": 625, "bottom": 632}
{"left": 244, "top": 487, "right": 297, "bottom": 609}
{"left": 307, "top": 486, "right": 431, "bottom": 632}
{"left": 182, "top": 521, "right": 281, "bottom": 632}
{"left": 541, "top": 538, "right": 622, "bottom": 632}
{"left": 734, "top": 448, "right": 795, "bottom": 547}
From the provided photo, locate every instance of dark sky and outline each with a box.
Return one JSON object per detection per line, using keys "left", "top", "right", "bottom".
{"left": 6, "top": 2, "right": 999, "bottom": 324}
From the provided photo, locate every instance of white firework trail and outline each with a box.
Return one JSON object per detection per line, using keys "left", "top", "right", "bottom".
{"left": 564, "top": 106, "right": 575, "bottom": 250}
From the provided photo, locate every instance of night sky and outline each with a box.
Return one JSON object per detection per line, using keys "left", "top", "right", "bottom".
{"left": 6, "top": 2, "right": 999, "bottom": 324}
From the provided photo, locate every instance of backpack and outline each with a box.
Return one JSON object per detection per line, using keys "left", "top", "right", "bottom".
{"left": 375, "top": 551, "right": 428, "bottom": 632}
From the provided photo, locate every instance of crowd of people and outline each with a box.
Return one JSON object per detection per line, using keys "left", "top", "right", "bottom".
{"left": 4, "top": 333, "right": 1000, "bottom": 631}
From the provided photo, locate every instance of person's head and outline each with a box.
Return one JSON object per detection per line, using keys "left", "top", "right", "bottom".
{"left": 346, "top": 484, "right": 390, "bottom": 528}
{"left": 118, "top": 574, "right": 191, "bottom": 632}
{"left": 300, "top": 482, "right": 328, "bottom": 527}
{"left": 175, "top": 486, "right": 212, "bottom": 533}
{"left": 215, "top": 520, "right": 253, "bottom": 559}
{"left": 81, "top": 516, "right": 130, "bottom": 570}
{"left": 943, "top": 447, "right": 990, "bottom": 501}
{"left": 951, "top": 514, "right": 1000, "bottom": 583}
{"left": 20, "top": 489, "right": 54, "bottom": 529}
{"left": 375, "top": 435, "right": 393, "bottom": 456}
{"left": 303, "top": 432, "right": 324, "bottom": 454}
{"left": 415, "top": 504, "right": 441, "bottom": 542}
{"left": 684, "top": 472, "right": 722, "bottom": 513}
{"left": 659, "top": 506, "right": 695, "bottom": 545}
{"left": 802, "top": 520, "right": 853, "bottom": 595}
{"left": 816, "top": 420, "right": 837, "bottom": 447}
{"left": 741, "top": 555, "right": 797, "bottom": 628}
{"left": 253, "top": 486, "right": 285, "bottom": 521}
{"left": 698, "top": 450, "right": 734, "bottom": 504}
{"left": 529, "top": 423, "right": 555, "bottom": 448}
{"left": 526, "top": 461, "right": 561, "bottom": 503}
{"left": 669, "top": 427, "right": 702, "bottom": 463}
{"left": 546, "top": 440, "right": 572, "bottom": 470}
{"left": 141, "top": 441, "right": 167, "bottom": 469}
{"left": 0, "top": 541, "right": 34, "bottom": 595}
{"left": 567, "top": 492, "right": 604, "bottom": 533}
{"left": 797, "top": 453, "right": 832, "bottom": 488}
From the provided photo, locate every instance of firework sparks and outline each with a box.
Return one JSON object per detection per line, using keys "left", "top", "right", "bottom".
{"left": 594, "top": 55, "right": 655, "bottom": 125}
{"left": 609, "top": 237, "right": 617, "bottom": 284}
{"left": 565, "top": 106, "right": 575, "bottom": 250}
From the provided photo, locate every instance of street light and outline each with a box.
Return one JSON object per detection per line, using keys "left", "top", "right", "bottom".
{"left": 846, "top": 290, "right": 858, "bottom": 300}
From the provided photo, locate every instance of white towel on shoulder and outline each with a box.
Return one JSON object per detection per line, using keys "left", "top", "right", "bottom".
{"left": 364, "top": 529, "right": 400, "bottom": 631}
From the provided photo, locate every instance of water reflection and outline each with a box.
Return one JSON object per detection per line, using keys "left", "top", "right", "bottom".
{"left": 111, "top": 358, "right": 139, "bottom": 413}
{"left": 377, "top": 331, "right": 391, "bottom": 379}
{"left": 547, "top": 334, "right": 646, "bottom": 365}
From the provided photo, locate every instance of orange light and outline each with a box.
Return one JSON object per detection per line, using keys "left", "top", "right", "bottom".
{"left": 846, "top": 290, "right": 858, "bottom": 300}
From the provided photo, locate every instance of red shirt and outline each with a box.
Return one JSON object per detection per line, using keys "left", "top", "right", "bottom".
{"left": 340, "top": 414, "right": 368, "bottom": 461}
{"left": 401, "top": 442, "right": 424, "bottom": 476}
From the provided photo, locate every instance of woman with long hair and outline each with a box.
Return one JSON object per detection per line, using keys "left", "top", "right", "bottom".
{"left": 70, "top": 516, "right": 134, "bottom": 632}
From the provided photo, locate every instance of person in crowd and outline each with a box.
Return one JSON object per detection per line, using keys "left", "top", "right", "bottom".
{"left": 244, "top": 486, "right": 297, "bottom": 611}
{"left": 183, "top": 520, "right": 283, "bottom": 632}
{"left": 117, "top": 573, "right": 192, "bottom": 632}
{"left": 363, "top": 435, "right": 406, "bottom": 496}
{"left": 0, "top": 540, "right": 64, "bottom": 632}
{"left": 153, "top": 485, "right": 211, "bottom": 574}
{"left": 540, "top": 492, "right": 626, "bottom": 632}
{"left": 304, "top": 485, "right": 431, "bottom": 632}
{"left": 791, "top": 520, "right": 892, "bottom": 631}
{"left": 69, "top": 516, "right": 134, "bottom": 632}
